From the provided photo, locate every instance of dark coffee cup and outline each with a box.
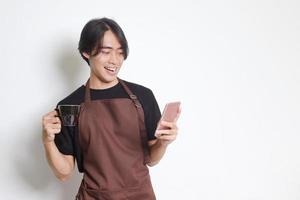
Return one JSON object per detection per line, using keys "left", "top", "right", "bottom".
{"left": 57, "top": 105, "right": 80, "bottom": 126}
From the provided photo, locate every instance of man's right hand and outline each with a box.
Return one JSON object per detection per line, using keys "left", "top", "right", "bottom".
{"left": 42, "top": 110, "right": 61, "bottom": 144}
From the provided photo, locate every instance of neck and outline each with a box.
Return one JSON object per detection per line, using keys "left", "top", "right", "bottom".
{"left": 88, "top": 75, "right": 119, "bottom": 89}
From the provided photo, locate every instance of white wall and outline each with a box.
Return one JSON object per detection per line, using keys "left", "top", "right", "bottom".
{"left": 1, "top": 0, "right": 300, "bottom": 199}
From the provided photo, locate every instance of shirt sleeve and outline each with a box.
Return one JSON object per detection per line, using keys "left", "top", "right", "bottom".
{"left": 144, "top": 90, "right": 161, "bottom": 141}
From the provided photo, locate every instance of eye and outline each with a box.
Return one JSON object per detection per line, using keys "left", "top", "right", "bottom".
{"left": 101, "top": 50, "right": 110, "bottom": 54}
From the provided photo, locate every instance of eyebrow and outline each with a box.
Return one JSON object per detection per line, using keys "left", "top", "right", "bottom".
{"left": 101, "top": 46, "right": 123, "bottom": 50}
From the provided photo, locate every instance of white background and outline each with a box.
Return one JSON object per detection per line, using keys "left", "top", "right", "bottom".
{"left": 1, "top": 0, "right": 300, "bottom": 199}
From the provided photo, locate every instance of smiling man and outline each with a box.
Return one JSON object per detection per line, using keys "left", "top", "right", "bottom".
{"left": 42, "top": 17, "right": 180, "bottom": 200}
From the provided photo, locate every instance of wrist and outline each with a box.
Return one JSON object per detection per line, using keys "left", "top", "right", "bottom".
{"left": 43, "top": 139, "right": 54, "bottom": 145}
{"left": 43, "top": 135, "right": 55, "bottom": 146}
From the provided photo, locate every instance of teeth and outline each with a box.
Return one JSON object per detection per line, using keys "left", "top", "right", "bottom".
{"left": 105, "top": 67, "right": 116, "bottom": 72}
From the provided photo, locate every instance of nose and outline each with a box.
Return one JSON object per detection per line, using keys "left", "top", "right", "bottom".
{"left": 109, "top": 51, "right": 118, "bottom": 65}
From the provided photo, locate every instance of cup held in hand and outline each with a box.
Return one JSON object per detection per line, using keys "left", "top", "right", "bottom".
{"left": 57, "top": 105, "right": 80, "bottom": 126}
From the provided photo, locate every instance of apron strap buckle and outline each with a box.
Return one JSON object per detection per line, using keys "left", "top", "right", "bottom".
{"left": 129, "top": 95, "right": 142, "bottom": 108}
{"left": 129, "top": 94, "right": 137, "bottom": 100}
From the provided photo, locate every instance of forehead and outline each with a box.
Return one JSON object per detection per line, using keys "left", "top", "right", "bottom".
{"left": 102, "top": 30, "right": 122, "bottom": 48}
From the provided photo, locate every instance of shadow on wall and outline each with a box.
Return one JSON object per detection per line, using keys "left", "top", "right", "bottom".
{"left": 14, "top": 122, "right": 82, "bottom": 199}
{"left": 14, "top": 43, "right": 85, "bottom": 200}
{"left": 54, "top": 39, "right": 89, "bottom": 93}
{"left": 55, "top": 39, "right": 87, "bottom": 91}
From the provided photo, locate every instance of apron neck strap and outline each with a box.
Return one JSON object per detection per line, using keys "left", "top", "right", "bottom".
{"left": 118, "top": 78, "right": 142, "bottom": 108}
{"left": 84, "top": 77, "right": 142, "bottom": 108}
{"left": 84, "top": 79, "right": 91, "bottom": 103}
{"left": 118, "top": 78, "right": 150, "bottom": 164}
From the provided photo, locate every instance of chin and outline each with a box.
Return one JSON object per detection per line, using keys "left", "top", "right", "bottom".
{"left": 101, "top": 75, "right": 118, "bottom": 83}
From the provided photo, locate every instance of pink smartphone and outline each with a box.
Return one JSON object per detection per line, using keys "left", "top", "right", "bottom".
{"left": 156, "top": 101, "right": 181, "bottom": 131}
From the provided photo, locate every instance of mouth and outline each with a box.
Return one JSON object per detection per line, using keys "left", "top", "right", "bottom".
{"left": 104, "top": 66, "right": 117, "bottom": 73}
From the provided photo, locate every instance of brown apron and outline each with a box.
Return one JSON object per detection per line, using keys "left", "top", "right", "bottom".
{"left": 75, "top": 78, "right": 156, "bottom": 200}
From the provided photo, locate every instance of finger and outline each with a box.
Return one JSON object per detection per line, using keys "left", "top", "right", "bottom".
{"left": 43, "top": 110, "right": 59, "bottom": 120}
{"left": 49, "top": 110, "right": 58, "bottom": 117}
{"left": 44, "top": 124, "right": 61, "bottom": 134}
{"left": 155, "top": 129, "right": 177, "bottom": 137}
{"left": 157, "top": 134, "right": 177, "bottom": 141}
{"left": 50, "top": 123, "right": 61, "bottom": 129}
{"left": 156, "top": 129, "right": 172, "bottom": 135}
{"left": 52, "top": 129, "right": 61, "bottom": 135}
{"left": 160, "top": 121, "right": 177, "bottom": 129}
{"left": 46, "top": 128, "right": 61, "bottom": 135}
{"left": 43, "top": 118, "right": 61, "bottom": 131}
{"left": 45, "top": 117, "right": 61, "bottom": 124}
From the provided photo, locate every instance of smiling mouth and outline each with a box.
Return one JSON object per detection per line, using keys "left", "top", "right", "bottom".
{"left": 104, "top": 66, "right": 117, "bottom": 72}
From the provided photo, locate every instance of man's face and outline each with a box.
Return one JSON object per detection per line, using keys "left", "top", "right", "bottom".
{"left": 84, "top": 30, "right": 125, "bottom": 84}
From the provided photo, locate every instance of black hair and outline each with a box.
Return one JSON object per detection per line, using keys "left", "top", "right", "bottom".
{"left": 78, "top": 17, "right": 129, "bottom": 65}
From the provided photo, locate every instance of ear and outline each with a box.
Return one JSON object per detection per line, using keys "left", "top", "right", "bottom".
{"left": 82, "top": 52, "right": 90, "bottom": 59}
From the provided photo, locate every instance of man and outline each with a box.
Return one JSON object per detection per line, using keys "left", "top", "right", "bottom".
{"left": 42, "top": 17, "right": 180, "bottom": 200}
